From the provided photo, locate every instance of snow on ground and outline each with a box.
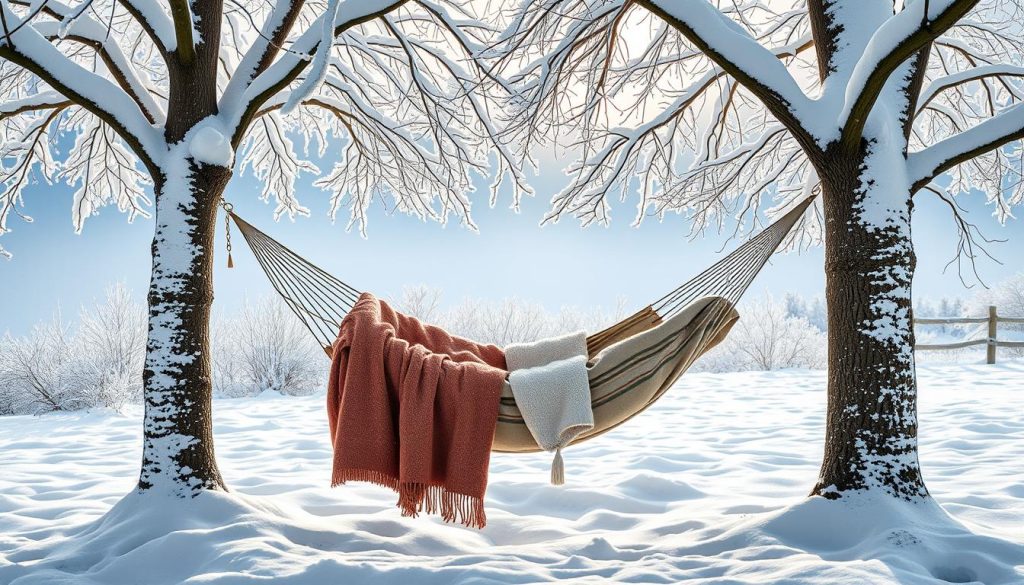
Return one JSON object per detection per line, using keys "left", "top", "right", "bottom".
{"left": 1, "top": 363, "right": 1022, "bottom": 584}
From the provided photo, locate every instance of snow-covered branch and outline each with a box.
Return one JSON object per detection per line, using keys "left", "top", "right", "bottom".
{"left": 839, "top": 0, "right": 979, "bottom": 150}
{"left": 3, "top": 0, "right": 167, "bottom": 124}
{"left": 238, "top": 111, "right": 317, "bottom": 219}
{"left": 908, "top": 102, "right": 1024, "bottom": 190}
{"left": 0, "top": 0, "right": 164, "bottom": 173}
{"left": 216, "top": 0, "right": 527, "bottom": 230}
{"left": 917, "top": 64, "right": 1024, "bottom": 113}
{"left": 0, "top": 90, "right": 69, "bottom": 118}
{"left": 538, "top": 70, "right": 731, "bottom": 226}
{"left": 223, "top": 0, "right": 407, "bottom": 145}
{"left": 32, "top": 20, "right": 164, "bottom": 124}
{"left": 115, "top": 0, "right": 176, "bottom": 53}
{"left": 219, "top": 0, "right": 305, "bottom": 113}
{"left": 0, "top": 106, "right": 62, "bottom": 258}
{"left": 59, "top": 111, "right": 153, "bottom": 231}
{"left": 495, "top": 0, "right": 816, "bottom": 229}
{"left": 635, "top": 0, "right": 820, "bottom": 150}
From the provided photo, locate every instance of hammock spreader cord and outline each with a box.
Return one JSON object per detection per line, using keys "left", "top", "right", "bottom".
{"left": 221, "top": 196, "right": 817, "bottom": 355}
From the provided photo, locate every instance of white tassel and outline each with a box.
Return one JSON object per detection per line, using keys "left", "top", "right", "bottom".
{"left": 550, "top": 446, "right": 565, "bottom": 486}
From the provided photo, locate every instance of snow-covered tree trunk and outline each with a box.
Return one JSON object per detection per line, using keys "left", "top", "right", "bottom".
{"left": 134, "top": 0, "right": 235, "bottom": 495}
{"left": 140, "top": 161, "right": 231, "bottom": 494}
{"left": 807, "top": 3, "right": 933, "bottom": 500}
{"left": 813, "top": 146, "right": 926, "bottom": 499}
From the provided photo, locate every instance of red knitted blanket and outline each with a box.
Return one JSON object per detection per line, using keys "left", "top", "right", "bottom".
{"left": 327, "top": 293, "right": 508, "bottom": 528}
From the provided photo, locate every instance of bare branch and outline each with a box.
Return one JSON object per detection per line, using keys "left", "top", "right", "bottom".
{"left": 494, "top": 0, "right": 816, "bottom": 229}
{"left": 635, "top": 0, "right": 821, "bottom": 154}
{"left": 168, "top": 0, "right": 195, "bottom": 63}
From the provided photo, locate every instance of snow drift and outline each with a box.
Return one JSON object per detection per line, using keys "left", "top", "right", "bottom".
{"left": 1, "top": 364, "right": 1022, "bottom": 584}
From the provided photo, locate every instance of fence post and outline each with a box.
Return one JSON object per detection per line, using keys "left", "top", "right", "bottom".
{"left": 987, "top": 305, "right": 998, "bottom": 365}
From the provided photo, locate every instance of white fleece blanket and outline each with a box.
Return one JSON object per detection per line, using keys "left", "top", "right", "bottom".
{"left": 505, "top": 331, "right": 593, "bottom": 483}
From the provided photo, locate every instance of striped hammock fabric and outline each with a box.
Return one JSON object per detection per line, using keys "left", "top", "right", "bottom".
{"left": 493, "top": 296, "right": 738, "bottom": 452}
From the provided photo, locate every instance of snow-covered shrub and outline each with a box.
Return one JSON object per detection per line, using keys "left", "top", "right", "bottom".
{"left": 0, "top": 286, "right": 147, "bottom": 414}
{"left": 210, "top": 313, "right": 247, "bottom": 398}
{"left": 470, "top": 298, "right": 549, "bottom": 345}
{"left": 0, "top": 315, "right": 93, "bottom": 414}
{"left": 391, "top": 285, "right": 443, "bottom": 324}
{"left": 380, "top": 286, "right": 830, "bottom": 372}
{"left": 439, "top": 297, "right": 485, "bottom": 339}
{"left": 913, "top": 275, "right": 1024, "bottom": 363}
{"left": 783, "top": 293, "right": 827, "bottom": 331}
{"left": 393, "top": 285, "right": 627, "bottom": 346}
{"left": 549, "top": 299, "right": 628, "bottom": 337}
{"left": 970, "top": 273, "right": 1024, "bottom": 318}
{"left": 76, "top": 284, "right": 146, "bottom": 410}
{"left": 696, "top": 296, "right": 827, "bottom": 372}
{"left": 22, "top": 282, "right": 993, "bottom": 416}
{"left": 212, "top": 298, "right": 323, "bottom": 397}
{"left": 0, "top": 336, "right": 21, "bottom": 415}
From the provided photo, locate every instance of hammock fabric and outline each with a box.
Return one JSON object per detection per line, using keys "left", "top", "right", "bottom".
{"left": 494, "top": 296, "right": 736, "bottom": 452}
{"left": 224, "top": 197, "right": 815, "bottom": 451}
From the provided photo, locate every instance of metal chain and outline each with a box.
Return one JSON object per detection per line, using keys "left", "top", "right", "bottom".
{"left": 222, "top": 201, "right": 234, "bottom": 268}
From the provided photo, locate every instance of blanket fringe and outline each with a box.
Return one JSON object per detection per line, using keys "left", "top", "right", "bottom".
{"left": 334, "top": 469, "right": 487, "bottom": 529}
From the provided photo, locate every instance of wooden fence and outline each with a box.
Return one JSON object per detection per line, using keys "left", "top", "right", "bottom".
{"left": 915, "top": 305, "right": 1024, "bottom": 364}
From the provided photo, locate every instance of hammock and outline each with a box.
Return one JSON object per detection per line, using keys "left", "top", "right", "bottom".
{"left": 224, "top": 197, "right": 814, "bottom": 452}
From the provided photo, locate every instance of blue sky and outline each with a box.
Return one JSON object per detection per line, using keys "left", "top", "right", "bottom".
{"left": 2, "top": 156, "right": 1022, "bottom": 336}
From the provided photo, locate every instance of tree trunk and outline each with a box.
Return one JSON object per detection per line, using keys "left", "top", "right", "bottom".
{"left": 137, "top": 0, "right": 230, "bottom": 494}
{"left": 139, "top": 160, "right": 232, "bottom": 495}
{"left": 811, "top": 150, "right": 929, "bottom": 500}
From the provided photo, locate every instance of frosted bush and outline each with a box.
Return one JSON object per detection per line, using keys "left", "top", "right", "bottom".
{"left": 0, "top": 286, "right": 147, "bottom": 415}
{"left": 212, "top": 298, "right": 324, "bottom": 397}
{"left": 696, "top": 296, "right": 827, "bottom": 372}
{"left": 914, "top": 274, "right": 1024, "bottom": 362}
{"left": 390, "top": 285, "right": 443, "bottom": 324}
{"left": 970, "top": 273, "right": 1024, "bottom": 318}
{"left": 969, "top": 273, "right": 1024, "bottom": 358}
{"left": 12, "top": 276, "right": 1024, "bottom": 417}
{"left": 0, "top": 315, "right": 93, "bottom": 414}
{"left": 393, "top": 286, "right": 626, "bottom": 346}
{"left": 339, "top": 285, "right": 832, "bottom": 372}
{"left": 77, "top": 284, "right": 147, "bottom": 410}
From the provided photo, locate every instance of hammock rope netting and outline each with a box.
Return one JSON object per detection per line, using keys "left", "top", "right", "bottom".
{"left": 224, "top": 197, "right": 815, "bottom": 451}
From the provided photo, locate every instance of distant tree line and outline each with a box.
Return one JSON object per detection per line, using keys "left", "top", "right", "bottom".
{"left": 3, "top": 276, "right": 1022, "bottom": 416}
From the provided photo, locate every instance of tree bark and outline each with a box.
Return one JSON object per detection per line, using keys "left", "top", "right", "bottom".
{"left": 136, "top": 0, "right": 231, "bottom": 496}
{"left": 811, "top": 149, "right": 929, "bottom": 500}
{"left": 139, "top": 162, "right": 232, "bottom": 494}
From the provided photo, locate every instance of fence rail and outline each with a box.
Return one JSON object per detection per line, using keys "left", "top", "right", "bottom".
{"left": 915, "top": 305, "right": 1023, "bottom": 364}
